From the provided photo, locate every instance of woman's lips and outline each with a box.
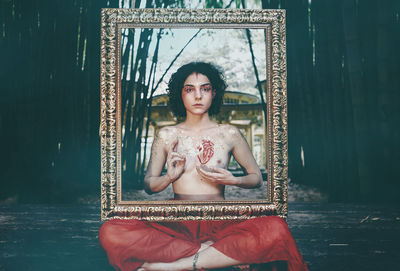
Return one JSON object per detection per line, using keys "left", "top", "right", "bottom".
{"left": 193, "top": 103, "right": 203, "bottom": 106}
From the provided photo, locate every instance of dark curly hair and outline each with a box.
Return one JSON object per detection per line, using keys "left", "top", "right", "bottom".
{"left": 167, "top": 62, "right": 227, "bottom": 117}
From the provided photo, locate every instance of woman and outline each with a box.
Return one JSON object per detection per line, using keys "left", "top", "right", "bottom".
{"left": 144, "top": 62, "right": 262, "bottom": 200}
{"left": 99, "top": 62, "right": 308, "bottom": 271}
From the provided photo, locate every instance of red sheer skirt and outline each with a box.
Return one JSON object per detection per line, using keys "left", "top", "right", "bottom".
{"left": 99, "top": 216, "right": 308, "bottom": 271}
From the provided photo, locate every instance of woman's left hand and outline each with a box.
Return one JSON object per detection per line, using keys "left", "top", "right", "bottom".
{"left": 196, "top": 165, "right": 240, "bottom": 186}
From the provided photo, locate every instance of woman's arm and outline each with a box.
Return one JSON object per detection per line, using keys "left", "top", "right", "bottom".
{"left": 196, "top": 125, "right": 262, "bottom": 189}
{"left": 144, "top": 129, "right": 186, "bottom": 194}
{"left": 230, "top": 126, "right": 263, "bottom": 188}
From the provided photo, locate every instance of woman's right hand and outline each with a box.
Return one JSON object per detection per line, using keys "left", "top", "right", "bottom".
{"left": 166, "top": 139, "right": 186, "bottom": 183}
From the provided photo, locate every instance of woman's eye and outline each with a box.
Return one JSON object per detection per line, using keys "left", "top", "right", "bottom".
{"left": 201, "top": 87, "right": 212, "bottom": 92}
{"left": 183, "top": 87, "right": 194, "bottom": 92}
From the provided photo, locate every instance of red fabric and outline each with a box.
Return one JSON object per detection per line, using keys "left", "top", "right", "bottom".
{"left": 99, "top": 216, "right": 308, "bottom": 271}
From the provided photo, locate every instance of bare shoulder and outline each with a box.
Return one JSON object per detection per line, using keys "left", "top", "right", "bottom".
{"left": 154, "top": 126, "right": 177, "bottom": 148}
{"left": 157, "top": 126, "right": 176, "bottom": 137}
{"left": 218, "top": 124, "right": 242, "bottom": 137}
{"left": 217, "top": 124, "right": 244, "bottom": 144}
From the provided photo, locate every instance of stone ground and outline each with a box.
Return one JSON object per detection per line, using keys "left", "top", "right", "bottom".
{"left": 1, "top": 202, "right": 399, "bottom": 271}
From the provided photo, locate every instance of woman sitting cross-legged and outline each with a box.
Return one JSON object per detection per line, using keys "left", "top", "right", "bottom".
{"left": 99, "top": 62, "right": 308, "bottom": 271}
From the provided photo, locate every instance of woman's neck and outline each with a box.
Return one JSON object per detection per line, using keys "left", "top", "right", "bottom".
{"left": 181, "top": 112, "right": 216, "bottom": 130}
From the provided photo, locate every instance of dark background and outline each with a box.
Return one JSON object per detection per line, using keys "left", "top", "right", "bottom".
{"left": 1, "top": 0, "right": 399, "bottom": 204}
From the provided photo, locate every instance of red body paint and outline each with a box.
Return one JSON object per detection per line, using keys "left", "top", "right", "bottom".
{"left": 197, "top": 139, "right": 214, "bottom": 164}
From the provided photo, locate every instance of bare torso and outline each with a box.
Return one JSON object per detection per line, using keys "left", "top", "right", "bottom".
{"left": 145, "top": 122, "right": 262, "bottom": 200}
{"left": 160, "top": 124, "right": 238, "bottom": 197}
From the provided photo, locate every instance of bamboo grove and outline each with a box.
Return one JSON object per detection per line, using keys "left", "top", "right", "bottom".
{"left": 1, "top": 0, "right": 399, "bottom": 203}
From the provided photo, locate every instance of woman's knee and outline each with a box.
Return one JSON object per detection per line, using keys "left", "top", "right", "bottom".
{"left": 98, "top": 220, "right": 118, "bottom": 247}
{"left": 99, "top": 219, "right": 135, "bottom": 246}
{"left": 99, "top": 219, "right": 151, "bottom": 249}
{"left": 252, "top": 216, "right": 291, "bottom": 241}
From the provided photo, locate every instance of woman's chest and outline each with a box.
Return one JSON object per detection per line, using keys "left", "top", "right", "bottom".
{"left": 176, "top": 134, "right": 231, "bottom": 167}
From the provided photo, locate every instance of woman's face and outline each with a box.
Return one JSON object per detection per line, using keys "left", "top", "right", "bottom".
{"left": 181, "top": 72, "right": 215, "bottom": 116}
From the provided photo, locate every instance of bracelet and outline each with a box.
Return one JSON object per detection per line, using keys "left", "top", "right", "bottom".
{"left": 193, "top": 252, "right": 199, "bottom": 270}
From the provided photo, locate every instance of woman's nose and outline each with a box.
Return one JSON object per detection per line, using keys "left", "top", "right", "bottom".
{"left": 194, "top": 89, "right": 202, "bottom": 99}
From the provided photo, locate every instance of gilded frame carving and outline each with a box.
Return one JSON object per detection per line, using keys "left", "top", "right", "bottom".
{"left": 100, "top": 8, "right": 287, "bottom": 221}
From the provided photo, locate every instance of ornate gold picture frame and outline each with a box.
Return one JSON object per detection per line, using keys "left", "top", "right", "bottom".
{"left": 100, "top": 8, "right": 287, "bottom": 221}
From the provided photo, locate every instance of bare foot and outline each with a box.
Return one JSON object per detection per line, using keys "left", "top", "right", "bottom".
{"left": 140, "top": 241, "right": 215, "bottom": 271}
{"left": 139, "top": 262, "right": 179, "bottom": 271}
{"left": 199, "top": 240, "right": 214, "bottom": 252}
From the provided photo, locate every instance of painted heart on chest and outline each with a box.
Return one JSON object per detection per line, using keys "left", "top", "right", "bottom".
{"left": 197, "top": 139, "right": 214, "bottom": 165}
